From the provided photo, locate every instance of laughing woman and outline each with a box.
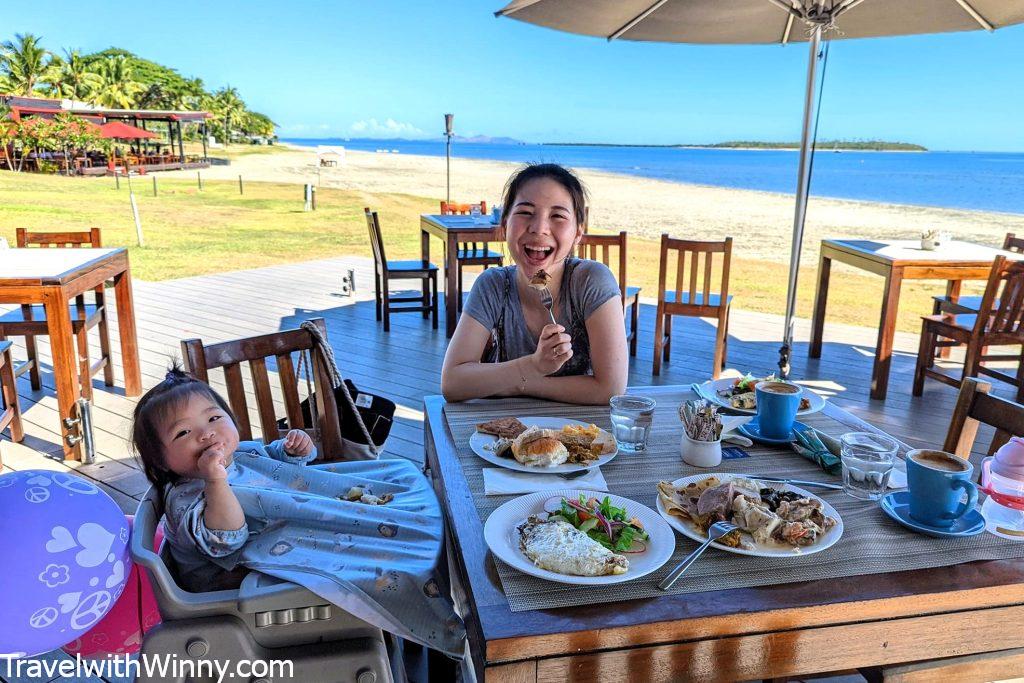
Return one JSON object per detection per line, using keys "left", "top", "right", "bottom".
{"left": 440, "top": 163, "right": 628, "bottom": 405}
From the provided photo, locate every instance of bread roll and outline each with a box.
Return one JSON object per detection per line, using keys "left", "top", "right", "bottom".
{"left": 512, "top": 426, "right": 569, "bottom": 467}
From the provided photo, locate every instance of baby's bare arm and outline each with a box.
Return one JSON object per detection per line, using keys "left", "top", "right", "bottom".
{"left": 198, "top": 446, "right": 245, "bottom": 531}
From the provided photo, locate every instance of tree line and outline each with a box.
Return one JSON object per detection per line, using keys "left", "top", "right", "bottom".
{"left": 0, "top": 33, "right": 275, "bottom": 142}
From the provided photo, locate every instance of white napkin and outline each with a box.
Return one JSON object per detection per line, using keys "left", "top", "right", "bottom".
{"left": 482, "top": 467, "right": 608, "bottom": 496}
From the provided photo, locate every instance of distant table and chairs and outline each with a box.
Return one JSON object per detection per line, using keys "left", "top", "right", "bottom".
{"left": 419, "top": 211, "right": 503, "bottom": 337}
{"left": 809, "top": 237, "right": 1024, "bottom": 400}
{"left": 0, "top": 237, "right": 143, "bottom": 459}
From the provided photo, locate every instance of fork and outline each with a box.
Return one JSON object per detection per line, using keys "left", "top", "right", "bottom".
{"left": 537, "top": 286, "right": 557, "bottom": 325}
{"left": 658, "top": 521, "right": 737, "bottom": 590}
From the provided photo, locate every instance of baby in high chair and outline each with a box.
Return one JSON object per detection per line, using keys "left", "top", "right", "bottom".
{"left": 131, "top": 366, "right": 316, "bottom": 591}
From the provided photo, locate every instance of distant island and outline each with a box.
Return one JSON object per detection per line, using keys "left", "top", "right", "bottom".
{"left": 543, "top": 140, "right": 927, "bottom": 152}
{"left": 706, "top": 140, "right": 927, "bottom": 151}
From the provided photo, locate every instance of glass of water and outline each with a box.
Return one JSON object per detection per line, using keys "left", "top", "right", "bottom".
{"left": 840, "top": 432, "right": 899, "bottom": 500}
{"left": 609, "top": 395, "right": 656, "bottom": 452}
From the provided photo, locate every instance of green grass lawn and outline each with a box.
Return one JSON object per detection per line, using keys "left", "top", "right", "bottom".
{"left": 0, "top": 169, "right": 976, "bottom": 334}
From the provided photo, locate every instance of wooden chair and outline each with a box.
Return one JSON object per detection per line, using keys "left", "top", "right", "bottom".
{"left": 441, "top": 201, "right": 504, "bottom": 312}
{"left": 914, "top": 256, "right": 1024, "bottom": 403}
{"left": 942, "top": 377, "right": 1023, "bottom": 460}
{"left": 0, "top": 340, "right": 25, "bottom": 465}
{"left": 652, "top": 235, "right": 733, "bottom": 377}
{"left": 181, "top": 318, "right": 345, "bottom": 461}
{"left": 578, "top": 231, "right": 641, "bottom": 356}
{"left": 365, "top": 208, "right": 439, "bottom": 332}
{"left": 0, "top": 228, "right": 114, "bottom": 400}
{"left": 933, "top": 233, "right": 1024, "bottom": 316}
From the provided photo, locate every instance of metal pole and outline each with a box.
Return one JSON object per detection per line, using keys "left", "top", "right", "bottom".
{"left": 126, "top": 174, "right": 144, "bottom": 247}
{"left": 778, "top": 24, "right": 822, "bottom": 380}
{"left": 238, "top": 175, "right": 244, "bottom": 194}
{"left": 446, "top": 135, "right": 452, "bottom": 204}
{"left": 197, "top": 171, "right": 203, "bottom": 190}
{"left": 152, "top": 175, "right": 158, "bottom": 197}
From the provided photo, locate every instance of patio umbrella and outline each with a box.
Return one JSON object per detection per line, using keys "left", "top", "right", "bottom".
{"left": 98, "top": 121, "right": 159, "bottom": 140}
{"left": 496, "top": 0, "right": 1024, "bottom": 377}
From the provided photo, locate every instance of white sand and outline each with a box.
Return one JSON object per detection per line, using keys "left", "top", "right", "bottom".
{"left": 168, "top": 145, "right": 1024, "bottom": 264}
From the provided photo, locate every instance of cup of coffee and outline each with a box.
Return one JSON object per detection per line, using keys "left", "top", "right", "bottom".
{"left": 906, "top": 449, "right": 978, "bottom": 528}
{"left": 754, "top": 381, "right": 802, "bottom": 440}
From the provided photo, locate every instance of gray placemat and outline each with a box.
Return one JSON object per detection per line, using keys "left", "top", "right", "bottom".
{"left": 443, "top": 390, "right": 1024, "bottom": 613}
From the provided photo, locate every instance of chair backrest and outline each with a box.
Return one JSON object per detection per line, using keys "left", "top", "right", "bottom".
{"left": 364, "top": 208, "right": 387, "bottom": 272}
{"left": 972, "top": 256, "right": 1024, "bottom": 341}
{"left": 180, "top": 317, "right": 343, "bottom": 460}
{"left": 578, "top": 231, "right": 628, "bottom": 307}
{"left": 657, "top": 234, "right": 733, "bottom": 315}
{"left": 440, "top": 200, "right": 487, "bottom": 216}
{"left": 16, "top": 227, "right": 101, "bottom": 248}
{"left": 1003, "top": 233, "right": 1024, "bottom": 253}
{"left": 943, "top": 377, "right": 1024, "bottom": 459}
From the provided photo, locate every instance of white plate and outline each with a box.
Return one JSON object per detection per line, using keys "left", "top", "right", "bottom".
{"left": 484, "top": 489, "right": 676, "bottom": 585}
{"left": 470, "top": 417, "right": 619, "bottom": 474}
{"left": 656, "top": 473, "right": 844, "bottom": 558}
{"left": 695, "top": 378, "right": 826, "bottom": 416}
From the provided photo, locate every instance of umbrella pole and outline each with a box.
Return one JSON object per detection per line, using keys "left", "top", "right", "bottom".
{"left": 779, "top": 24, "right": 822, "bottom": 379}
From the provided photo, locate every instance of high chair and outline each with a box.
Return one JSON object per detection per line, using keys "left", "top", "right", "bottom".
{"left": 131, "top": 486, "right": 398, "bottom": 682}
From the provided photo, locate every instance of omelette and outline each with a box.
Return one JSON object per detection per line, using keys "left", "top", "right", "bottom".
{"left": 518, "top": 518, "right": 629, "bottom": 576}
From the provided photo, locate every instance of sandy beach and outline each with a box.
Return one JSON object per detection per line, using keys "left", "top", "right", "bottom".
{"left": 167, "top": 145, "right": 1024, "bottom": 265}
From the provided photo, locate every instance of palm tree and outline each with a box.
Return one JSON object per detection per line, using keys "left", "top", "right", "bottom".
{"left": 211, "top": 86, "right": 245, "bottom": 143}
{"left": 0, "top": 33, "right": 53, "bottom": 96}
{"left": 91, "top": 55, "right": 143, "bottom": 108}
{"left": 46, "top": 49, "right": 101, "bottom": 101}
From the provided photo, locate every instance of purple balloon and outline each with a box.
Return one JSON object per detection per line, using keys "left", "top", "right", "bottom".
{"left": 0, "top": 470, "right": 131, "bottom": 658}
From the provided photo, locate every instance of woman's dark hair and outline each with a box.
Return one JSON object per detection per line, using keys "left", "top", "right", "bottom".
{"left": 131, "top": 364, "right": 237, "bottom": 494}
{"left": 500, "top": 163, "right": 588, "bottom": 228}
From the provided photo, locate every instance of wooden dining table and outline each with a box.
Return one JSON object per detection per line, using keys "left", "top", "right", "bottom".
{"left": 424, "top": 385, "right": 1024, "bottom": 682}
{"left": 420, "top": 214, "right": 503, "bottom": 337}
{"left": 808, "top": 239, "right": 1024, "bottom": 400}
{"left": 0, "top": 248, "right": 142, "bottom": 460}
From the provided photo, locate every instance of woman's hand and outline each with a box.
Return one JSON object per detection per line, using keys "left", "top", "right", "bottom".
{"left": 197, "top": 445, "right": 231, "bottom": 483}
{"left": 283, "top": 429, "right": 315, "bottom": 457}
{"left": 531, "top": 323, "right": 573, "bottom": 376}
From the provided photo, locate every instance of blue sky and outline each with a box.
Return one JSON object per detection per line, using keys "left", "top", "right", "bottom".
{"left": 7, "top": 1, "right": 1024, "bottom": 151}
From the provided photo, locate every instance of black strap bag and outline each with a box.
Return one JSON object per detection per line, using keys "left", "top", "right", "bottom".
{"left": 278, "top": 321, "right": 395, "bottom": 460}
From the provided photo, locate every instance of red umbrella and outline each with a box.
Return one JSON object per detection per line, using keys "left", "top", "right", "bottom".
{"left": 98, "top": 121, "right": 159, "bottom": 140}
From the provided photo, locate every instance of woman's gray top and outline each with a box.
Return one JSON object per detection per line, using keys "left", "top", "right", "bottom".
{"left": 463, "top": 258, "right": 620, "bottom": 376}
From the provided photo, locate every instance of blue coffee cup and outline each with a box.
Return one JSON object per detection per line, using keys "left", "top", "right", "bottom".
{"left": 906, "top": 449, "right": 978, "bottom": 528}
{"left": 754, "top": 381, "right": 802, "bottom": 440}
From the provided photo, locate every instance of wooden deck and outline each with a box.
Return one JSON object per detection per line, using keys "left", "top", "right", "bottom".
{"left": 0, "top": 254, "right": 1013, "bottom": 514}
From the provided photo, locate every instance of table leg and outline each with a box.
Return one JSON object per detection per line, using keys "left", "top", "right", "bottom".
{"left": 871, "top": 266, "right": 903, "bottom": 400}
{"left": 809, "top": 253, "right": 831, "bottom": 359}
{"left": 421, "top": 228, "right": 432, "bottom": 317}
{"left": 113, "top": 267, "right": 142, "bottom": 396}
{"left": 445, "top": 233, "right": 459, "bottom": 337}
{"left": 44, "top": 289, "right": 81, "bottom": 460}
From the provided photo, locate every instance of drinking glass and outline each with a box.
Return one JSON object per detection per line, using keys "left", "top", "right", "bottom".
{"left": 840, "top": 432, "right": 899, "bottom": 500}
{"left": 470, "top": 204, "right": 483, "bottom": 223}
{"left": 609, "top": 395, "right": 656, "bottom": 452}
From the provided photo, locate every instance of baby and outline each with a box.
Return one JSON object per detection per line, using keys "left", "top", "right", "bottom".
{"left": 131, "top": 366, "right": 316, "bottom": 591}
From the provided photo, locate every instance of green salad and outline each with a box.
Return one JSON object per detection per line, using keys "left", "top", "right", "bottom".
{"left": 544, "top": 494, "right": 649, "bottom": 553}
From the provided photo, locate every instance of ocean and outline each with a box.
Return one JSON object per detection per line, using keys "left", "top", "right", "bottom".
{"left": 283, "top": 138, "right": 1024, "bottom": 215}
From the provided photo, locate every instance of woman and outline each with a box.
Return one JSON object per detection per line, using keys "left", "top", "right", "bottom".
{"left": 441, "top": 164, "right": 628, "bottom": 405}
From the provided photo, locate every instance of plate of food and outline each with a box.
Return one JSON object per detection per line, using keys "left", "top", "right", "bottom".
{"left": 484, "top": 489, "right": 676, "bottom": 585}
{"left": 471, "top": 416, "right": 618, "bottom": 473}
{"left": 655, "top": 474, "right": 843, "bottom": 558}
{"left": 695, "top": 374, "right": 826, "bottom": 415}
